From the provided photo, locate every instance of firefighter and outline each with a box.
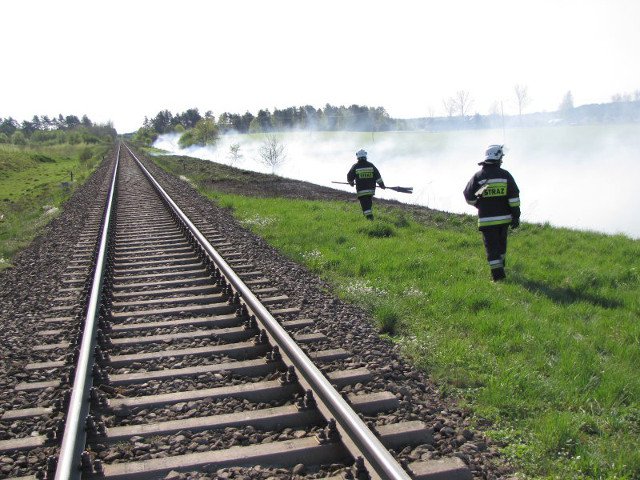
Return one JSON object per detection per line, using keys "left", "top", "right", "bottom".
{"left": 347, "top": 149, "right": 385, "bottom": 220}
{"left": 463, "top": 145, "right": 520, "bottom": 281}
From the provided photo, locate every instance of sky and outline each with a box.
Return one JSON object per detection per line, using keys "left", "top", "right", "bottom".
{"left": 2, "top": 0, "right": 639, "bottom": 133}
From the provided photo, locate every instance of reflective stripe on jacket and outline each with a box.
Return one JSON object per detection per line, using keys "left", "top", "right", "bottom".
{"left": 347, "top": 159, "right": 383, "bottom": 196}
{"left": 463, "top": 164, "right": 520, "bottom": 229}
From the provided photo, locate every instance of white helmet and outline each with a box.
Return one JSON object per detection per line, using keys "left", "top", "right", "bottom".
{"left": 484, "top": 144, "right": 504, "bottom": 163}
{"left": 356, "top": 149, "right": 367, "bottom": 159}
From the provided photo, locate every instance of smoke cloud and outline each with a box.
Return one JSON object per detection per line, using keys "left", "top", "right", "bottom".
{"left": 154, "top": 126, "right": 640, "bottom": 239}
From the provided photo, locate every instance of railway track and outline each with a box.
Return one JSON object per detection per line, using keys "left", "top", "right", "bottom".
{"left": 0, "top": 143, "right": 474, "bottom": 479}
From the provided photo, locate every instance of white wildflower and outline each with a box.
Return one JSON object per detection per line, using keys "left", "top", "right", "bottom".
{"left": 344, "top": 280, "right": 387, "bottom": 297}
{"left": 241, "top": 214, "right": 275, "bottom": 228}
{"left": 403, "top": 286, "right": 424, "bottom": 297}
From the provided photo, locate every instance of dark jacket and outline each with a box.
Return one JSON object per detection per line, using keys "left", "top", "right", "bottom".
{"left": 347, "top": 159, "right": 384, "bottom": 197}
{"left": 463, "top": 164, "right": 520, "bottom": 229}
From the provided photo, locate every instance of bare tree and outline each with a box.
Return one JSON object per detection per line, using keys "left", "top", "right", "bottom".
{"left": 442, "top": 97, "right": 457, "bottom": 117}
{"left": 453, "top": 90, "right": 473, "bottom": 117}
{"left": 227, "top": 143, "right": 243, "bottom": 166}
{"left": 259, "top": 134, "right": 287, "bottom": 174}
{"left": 514, "top": 84, "right": 531, "bottom": 116}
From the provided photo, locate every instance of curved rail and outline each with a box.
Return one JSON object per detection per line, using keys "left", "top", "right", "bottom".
{"left": 54, "top": 143, "right": 120, "bottom": 480}
{"left": 123, "top": 143, "right": 412, "bottom": 480}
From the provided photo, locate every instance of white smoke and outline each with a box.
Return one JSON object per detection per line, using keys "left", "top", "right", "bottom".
{"left": 153, "top": 126, "right": 640, "bottom": 239}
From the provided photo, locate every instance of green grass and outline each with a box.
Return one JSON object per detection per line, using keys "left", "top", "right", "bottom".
{"left": 0, "top": 143, "right": 107, "bottom": 269}
{"left": 221, "top": 196, "right": 640, "bottom": 479}
{"left": 151, "top": 154, "right": 640, "bottom": 479}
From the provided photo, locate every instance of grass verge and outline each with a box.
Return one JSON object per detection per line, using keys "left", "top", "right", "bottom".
{"left": 154, "top": 155, "right": 640, "bottom": 479}
{"left": 0, "top": 143, "right": 108, "bottom": 270}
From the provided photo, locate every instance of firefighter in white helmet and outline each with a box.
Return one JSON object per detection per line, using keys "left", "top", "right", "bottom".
{"left": 463, "top": 145, "right": 521, "bottom": 281}
{"left": 347, "top": 149, "right": 386, "bottom": 220}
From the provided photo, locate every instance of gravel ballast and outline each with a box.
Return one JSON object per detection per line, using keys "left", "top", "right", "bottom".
{"left": 0, "top": 146, "right": 515, "bottom": 479}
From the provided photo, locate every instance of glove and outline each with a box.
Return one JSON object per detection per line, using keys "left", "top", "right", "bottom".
{"left": 511, "top": 218, "right": 520, "bottom": 229}
{"left": 379, "top": 184, "right": 386, "bottom": 189}
{"left": 349, "top": 182, "right": 354, "bottom": 187}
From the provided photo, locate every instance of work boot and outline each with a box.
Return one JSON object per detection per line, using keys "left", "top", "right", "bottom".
{"left": 366, "top": 214, "right": 374, "bottom": 221}
{"left": 491, "top": 267, "right": 506, "bottom": 282}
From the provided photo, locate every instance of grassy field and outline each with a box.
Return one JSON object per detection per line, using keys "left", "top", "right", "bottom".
{"left": 152, "top": 153, "right": 640, "bottom": 480}
{"left": 0, "top": 143, "right": 108, "bottom": 269}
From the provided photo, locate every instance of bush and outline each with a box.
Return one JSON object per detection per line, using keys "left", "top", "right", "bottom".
{"left": 133, "top": 126, "right": 158, "bottom": 146}
{"left": 11, "top": 131, "right": 26, "bottom": 145}
{"left": 30, "top": 130, "right": 60, "bottom": 144}
{"left": 178, "top": 130, "right": 195, "bottom": 148}
{"left": 358, "top": 223, "right": 396, "bottom": 238}
{"left": 31, "top": 153, "right": 56, "bottom": 163}
{"left": 0, "top": 133, "right": 8, "bottom": 144}
{"left": 79, "top": 147, "right": 92, "bottom": 162}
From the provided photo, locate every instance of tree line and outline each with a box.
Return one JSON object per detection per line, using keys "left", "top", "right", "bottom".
{"left": 132, "top": 86, "right": 640, "bottom": 148}
{"left": 0, "top": 113, "right": 117, "bottom": 146}
{"left": 133, "top": 104, "right": 394, "bottom": 146}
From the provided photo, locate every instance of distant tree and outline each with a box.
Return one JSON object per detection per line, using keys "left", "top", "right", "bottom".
{"left": 65, "top": 115, "right": 81, "bottom": 129}
{"left": 21, "top": 120, "right": 36, "bottom": 135}
{"left": 514, "top": 84, "right": 531, "bottom": 116}
{"left": 176, "top": 108, "right": 201, "bottom": 129}
{"left": 248, "top": 117, "right": 261, "bottom": 133}
{"left": 41, "top": 115, "right": 52, "bottom": 130}
{"left": 256, "top": 109, "right": 273, "bottom": 132}
{"left": 559, "top": 91, "right": 574, "bottom": 112}
{"left": 133, "top": 126, "right": 158, "bottom": 145}
{"left": 179, "top": 118, "right": 219, "bottom": 147}
{"left": 611, "top": 91, "right": 639, "bottom": 103}
{"left": 369, "top": 106, "right": 391, "bottom": 139}
{"left": 0, "top": 117, "right": 19, "bottom": 136}
{"left": 31, "top": 115, "right": 42, "bottom": 131}
{"left": 442, "top": 97, "right": 456, "bottom": 117}
{"left": 273, "top": 107, "right": 296, "bottom": 129}
{"left": 217, "top": 112, "right": 233, "bottom": 133}
{"left": 299, "top": 105, "right": 320, "bottom": 129}
{"left": 322, "top": 104, "right": 339, "bottom": 130}
{"left": 453, "top": 90, "right": 473, "bottom": 117}
{"left": 81, "top": 115, "right": 93, "bottom": 127}
{"left": 151, "top": 110, "right": 174, "bottom": 134}
{"left": 259, "top": 134, "right": 286, "bottom": 174}
{"left": 240, "top": 111, "right": 254, "bottom": 133}
{"left": 51, "top": 114, "right": 63, "bottom": 130}
{"left": 192, "top": 118, "right": 219, "bottom": 145}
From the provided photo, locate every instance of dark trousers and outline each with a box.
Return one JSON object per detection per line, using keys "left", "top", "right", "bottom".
{"left": 481, "top": 225, "right": 508, "bottom": 280}
{"left": 358, "top": 194, "right": 374, "bottom": 219}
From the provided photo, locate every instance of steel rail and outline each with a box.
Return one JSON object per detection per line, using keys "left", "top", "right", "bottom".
{"left": 54, "top": 143, "right": 120, "bottom": 480}
{"left": 124, "top": 143, "right": 412, "bottom": 480}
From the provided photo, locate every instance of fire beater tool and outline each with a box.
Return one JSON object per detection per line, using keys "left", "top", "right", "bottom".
{"left": 332, "top": 181, "right": 413, "bottom": 194}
